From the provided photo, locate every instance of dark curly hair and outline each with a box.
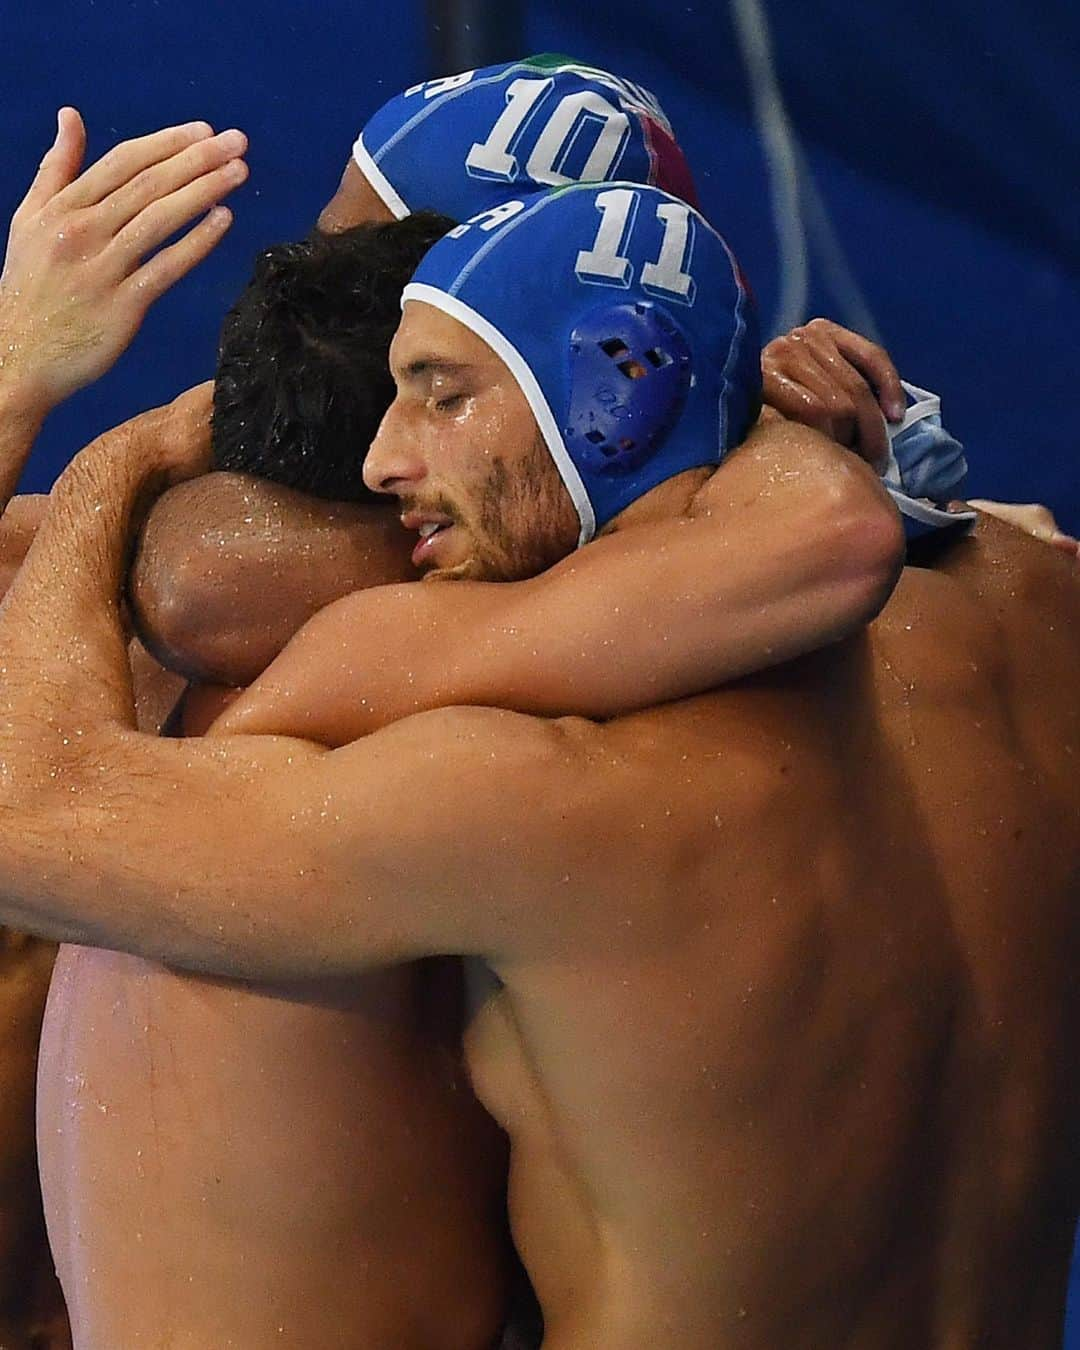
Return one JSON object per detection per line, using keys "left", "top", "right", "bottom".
{"left": 211, "top": 211, "right": 455, "bottom": 502}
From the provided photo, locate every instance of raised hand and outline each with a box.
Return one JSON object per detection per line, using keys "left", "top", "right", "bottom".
{"left": 0, "top": 109, "right": 247, "bottom": 419}
{"left": 762, "top": 318, "right": 907, "bottom": 468}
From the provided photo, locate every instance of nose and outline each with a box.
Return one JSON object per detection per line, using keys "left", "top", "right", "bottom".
{"left": 363, "top": 401, "right": 427, "bottom": 496}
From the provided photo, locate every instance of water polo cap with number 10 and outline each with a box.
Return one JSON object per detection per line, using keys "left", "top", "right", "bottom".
{"left": 403, "top": 182, "right": 761, "bottom": 545}
{"left": 353, "top": 54, "right": 700, "bottom": 222}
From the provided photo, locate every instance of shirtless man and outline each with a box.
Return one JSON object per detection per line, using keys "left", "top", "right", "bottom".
{"left": 4, "top": 60, "right": 1068, "bottom": 1347}
{"left": 0, "top": 178, "right": 1075, "bottom": 1349}
{"left": 0, "top": 107, "right": 249, "bottom": 1348}
{"left": 0, "top": 65, "right": 923, "bottom": 1346}
{"left": 138, "top": 52, "right": 1074, "bottom": 690}
{"left": 0, "top": 63, "right": 704, "bottom": 1347}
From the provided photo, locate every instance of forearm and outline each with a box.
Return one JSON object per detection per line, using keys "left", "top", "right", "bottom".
{"left": 0, "top": 438, "right": 148, "bottom": 735}
{"left": 0, "top": 422, "right": 203, "bottom": 949}
{"left": 221, "top": 421, "right": 904, "bottom": 746}
{"left": 0, "top": 384, "right": 48, "bottom": 513}
{"left": 443, "top": 472, "right": 896, "bottom": 720}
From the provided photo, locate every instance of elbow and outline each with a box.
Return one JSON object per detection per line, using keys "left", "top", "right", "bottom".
{"left": 828, "top": 468, "right": 906, "bottom": 631}
{"left": 128, "top": 543, "right": 225, "bottom": 682}
{"left": 129, "top": 483, "right": 267, "bottom": 686}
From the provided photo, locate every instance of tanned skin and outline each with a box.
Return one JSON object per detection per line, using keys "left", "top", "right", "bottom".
{"left": 27, "top": 404, "right": 511, "bottom": 1349}
{"left": 1, "top": 134, "right": 1070, "bottom": 1347}
{"left": 451, "top": 518, "right": 1079, "bottom": 1350}
{"left": 0, "top": 927, "right": 69, "bottom": 1350}
{"left": 0, "top": 109, "right": 248, "bottom": 1348}
{"left": 0, "top": 305, "right": 906, "bottom": 1347}
{"left": 0, "top": 266, "right": 1075, "bottom": 1349}
{"left": 212, "top": 309, "right": 1080, "bottom": 1346}
{"left": 0, "top": 119, "right": 509, "bottom": 1350}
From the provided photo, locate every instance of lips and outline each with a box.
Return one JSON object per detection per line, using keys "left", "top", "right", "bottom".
{"left": 412, "top": 526, "right": 454, "bottom": 567}
{"left": 401, "top": 510, "right": 456, "bottom": 568}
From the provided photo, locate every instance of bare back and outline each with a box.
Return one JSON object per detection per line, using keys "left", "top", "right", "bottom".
{"left": 37, "top": 952, "right": 509, "bottom": 1348}
{"left": 467, "top": 519, "right": 1080, "bottom": 1349}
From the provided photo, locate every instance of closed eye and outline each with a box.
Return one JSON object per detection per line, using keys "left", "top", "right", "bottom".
{"left": 434, "top": 393, "right": 466, "bottom": 413}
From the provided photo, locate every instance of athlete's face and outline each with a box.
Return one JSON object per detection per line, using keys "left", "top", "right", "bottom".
{"left": 364, "top": 301, "right": 579, "bottom": 581}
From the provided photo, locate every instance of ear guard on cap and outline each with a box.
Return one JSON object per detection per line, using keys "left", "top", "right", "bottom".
{"left": 565, "top": 302, "right": 692, "bottom": 476}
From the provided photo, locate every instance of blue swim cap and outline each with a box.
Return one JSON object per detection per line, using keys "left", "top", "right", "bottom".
{"left": 403, "top": 183, "right": 760, "bottom": 543}
{"left": 354, "top": 54, "right": 698, "bottom": 223}
{"left": 883, "top": 382, "right": 975, "bottom": 541}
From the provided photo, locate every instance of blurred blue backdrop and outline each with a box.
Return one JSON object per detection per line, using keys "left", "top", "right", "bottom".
{"left": 3, "top": 1, "right": 1076, "bottom": 528}
{"left": 4, "top": 0, "right": 1078, "bottom": 1338}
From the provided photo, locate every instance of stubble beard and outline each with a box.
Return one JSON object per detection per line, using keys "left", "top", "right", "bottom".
{"left": 471, "top": 432, "right": 578, "bottom": 583}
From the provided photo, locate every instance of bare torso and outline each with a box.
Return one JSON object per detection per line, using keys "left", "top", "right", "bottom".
{"left": 37, "top": 950, "right": 508, "bottom": 1348}
{"left": 466, "top": 520, "right": 1080, "bottom": 1348}
{"left": 39, "top": 601, "right": 511, "bottom": 1349}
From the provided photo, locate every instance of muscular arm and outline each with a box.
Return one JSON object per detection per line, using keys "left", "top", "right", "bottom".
{"left": 129, "top": 472, "right": 417, "bottom": 683}
{"left": 217, "top": 416, "right": 904, "bottom": 744}
{"left": 0, "top": 496, "right": 48, "bottom": 596}
{"left": 0, "top": 407, "right": 605, "bottom": 976}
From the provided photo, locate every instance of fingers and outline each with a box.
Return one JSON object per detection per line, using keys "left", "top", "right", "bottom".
{"left": 108, "top": 148, "right": 247, "bottom": 276}
{"left": 763, "top": 336, "right": 862, "bottom": 451}
{"left": 56, "top": 121, "right": 215, "bottom": 210}
{"left": 968, "top": 500, "right": 1080, "bottom": 557}
{"left": 1050, "top": 532, "right": 1080, "bottom": 559}
{"left": 760, "top": 361, "right": 837, "bottom": 438}
{"left": 968, "top": 499, "right": 1057, "bottom": 540}
{"left": 17, "top": 107, "right": 87, "bottom": 217}
{"left": 0, "top": 112, "right": 246, "bottom": 412}
{"left": 763, "top": 320, "right": 899, "bottom": 466}
{"left": 802, "top": 334, "right": 890, "bottom": 466}
{"left": 124, "top": 206, "right": 234, "bottom": 305}
{"left": 806, "top": 319, "right": 906, "bottom": 423}
{"left": 761, "top": 332, "right": 869, "bottom": 453}
{"left": 154, "top": 381, "right": 215, "bottom": 486}
{"left": 103, "top": 128, "right": 247, "bottom": 232}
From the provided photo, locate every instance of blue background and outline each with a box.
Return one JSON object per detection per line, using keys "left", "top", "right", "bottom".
{"left": 4, "top": 1, "right": 1078, "bottom": 1339}
{"left": 4, "top": 1, "right": 1076, "bottom": 529}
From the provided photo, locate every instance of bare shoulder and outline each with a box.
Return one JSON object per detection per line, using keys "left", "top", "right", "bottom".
{"left": 698, "top": 413, "right": 882, "bottom": 503}
{"left": 896, "top": 515, "right": 1080, "bottom": 806}
{"left": 934, "top": 515, "right": 1080, "bottom": 653}
{"left": 333, "top": 703, "right": 692, "bottom": 960}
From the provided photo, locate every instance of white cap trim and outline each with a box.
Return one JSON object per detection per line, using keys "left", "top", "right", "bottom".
{"left": 402, "top": 282, "right": 596, "bottom": 546}
{"left": 351, "top": 132, "right": 409, "bottom": 220}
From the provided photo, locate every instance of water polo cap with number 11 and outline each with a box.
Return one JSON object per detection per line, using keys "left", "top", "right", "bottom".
{"left": 404, "top": 182, "right": 761, "bottom": 545}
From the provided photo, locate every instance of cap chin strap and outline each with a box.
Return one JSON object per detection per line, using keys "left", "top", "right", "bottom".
{"left": 881, "top": 380, "right": 976, "bottom": 538}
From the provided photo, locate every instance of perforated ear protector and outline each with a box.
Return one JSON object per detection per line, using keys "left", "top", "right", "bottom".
{"left": 565, "top": 301, "right": 692, "bottom": 476}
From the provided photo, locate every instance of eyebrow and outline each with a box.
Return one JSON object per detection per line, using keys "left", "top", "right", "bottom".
{"left": 398, "top": 357, "right": 470, "bottom": 383}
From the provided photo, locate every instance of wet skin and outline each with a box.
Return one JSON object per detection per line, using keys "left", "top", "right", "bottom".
{"left": 120, "top": 508, "right": 1080, "bottom": 1350}
{"left": 38, "top": 951, "right": 509, "bottom": 1348}
{"left": 0, "top": 928, "right": 68, "bottom": 1349}
{"left": 3, "top": 276, "right": 1075, "bottom": 1349}
{"left": 36, "top": 511, "right": 511, "bottom": 1349}
{"left": 455, "top": 520, "right": 1079, "bottom": 1349}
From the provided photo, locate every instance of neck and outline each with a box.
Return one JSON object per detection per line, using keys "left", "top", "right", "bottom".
{"left": 598, "top": 467, "right": 711, "bottom": 537}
